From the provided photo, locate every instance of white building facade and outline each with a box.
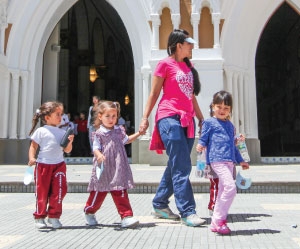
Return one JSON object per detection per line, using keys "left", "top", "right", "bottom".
{"left": 0, "top": 0, "right": 300, "bottom": 164}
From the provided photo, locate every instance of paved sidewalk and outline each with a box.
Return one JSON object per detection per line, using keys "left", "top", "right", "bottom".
{"left": 1, "top": 163, "right": 300, "bottom": 193}
{"left": 0, "top": 193, "right": 300, "bottom": 249}
{"left": 1, "top": 163, "right": 300, "bottom": 248}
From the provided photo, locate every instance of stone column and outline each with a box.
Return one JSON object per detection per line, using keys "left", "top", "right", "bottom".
{"left": 0, "top": 0, "right": 8, "bottom": 54}
{"left": 150, "top": 14, "right": 160, "bottom": 50}
{"left": 191, "top": 13, "right": 200, "bottom": 49}
{"left": 20, "top": 71, "right": 29, "bottom": 139}
{"left": 212, "top": 13, "right": 221, "bottom": 48}
{"left": 243, "top": 73, "right": 250, "bottom": 136}
{"left": 141, "top": 66, "right": 151, "bottom": 139}
{"left": 0, "top": 69, "right": 10, "bottom": 138}
{"left": 238, "top": 73, "right": 245, "bottom": 135}
{"left": 9, "top": 69, "right": 20, "bottom": 139}
{"left": 232, "top": 72, "right": 239, "bottom": 133}
{"left": 225, "top": 68, "right": 233, "bottom": 94}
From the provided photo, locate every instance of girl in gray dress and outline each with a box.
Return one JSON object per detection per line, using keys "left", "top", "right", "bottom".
{"left": 83, "top": 101, "right": 143, "bottom": 228}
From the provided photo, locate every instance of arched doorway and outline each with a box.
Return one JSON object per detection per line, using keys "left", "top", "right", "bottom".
{"left": 45, "top": 0, "right": 135, "bottom": 156}
{"left": 256, "top": 2, "right": 300, "bottom": 156}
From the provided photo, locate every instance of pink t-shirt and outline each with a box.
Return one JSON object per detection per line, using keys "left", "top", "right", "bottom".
{"left": 150, "top": 57, "right": 195, "bottom": 152}
{"left": 155, "top": 57, "right": 194, "bottom": 120}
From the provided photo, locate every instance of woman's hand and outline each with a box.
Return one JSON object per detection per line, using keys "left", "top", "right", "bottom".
{"left": 139, "top": 118, "right": 149, "bottom": 135}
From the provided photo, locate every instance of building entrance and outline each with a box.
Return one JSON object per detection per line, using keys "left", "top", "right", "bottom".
{"left": 56, "top": 0, "right": 134, "bottom": 156}
{"left": 256, "top": 2, "right": 300, "bottom": 156}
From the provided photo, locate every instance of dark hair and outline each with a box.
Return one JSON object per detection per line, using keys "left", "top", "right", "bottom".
{"left": 93, "top": 101, "right": 121, "bottom": 128}
{"left": 29, "top": 101, "right": 63, "bottom": 135}
{"left": 93, "top": 95, "right": 101, "bottom": 101}
{"left": 167, "top": 29, "right": 201, "bottom": 95}
{"left": 209, "top": 91, "right": 233, "bottom": 117}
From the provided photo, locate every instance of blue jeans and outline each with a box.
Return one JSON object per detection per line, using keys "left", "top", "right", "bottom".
{"left": 152, "top": 116, "right": 196, "bottom": 218}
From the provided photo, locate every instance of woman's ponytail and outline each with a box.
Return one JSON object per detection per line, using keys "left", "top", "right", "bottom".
{"left": 183, "top": 57, "right": 201, "bottom": 95}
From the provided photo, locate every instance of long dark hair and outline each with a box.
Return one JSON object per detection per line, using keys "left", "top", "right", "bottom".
{"left": 29, "top": 101, "right": 63, "bottom": 135}
{"left": 167, "top": 29, "right": 201, "bottom": 95}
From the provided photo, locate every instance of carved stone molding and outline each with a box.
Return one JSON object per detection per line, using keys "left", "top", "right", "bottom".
{"left": 0, "top": 0, "right": 8, "bottom": 28}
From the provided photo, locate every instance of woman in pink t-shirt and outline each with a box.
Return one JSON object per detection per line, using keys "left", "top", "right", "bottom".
{"left": 139, "top": 29, "right": 205, "bottom": 227}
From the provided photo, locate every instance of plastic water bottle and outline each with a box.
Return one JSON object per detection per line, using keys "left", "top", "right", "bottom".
{"left": 236, "top": 140, "right": 250, "bottom": 162}
{"left": 195, "top": 150, "right": 206, "bottom": 178}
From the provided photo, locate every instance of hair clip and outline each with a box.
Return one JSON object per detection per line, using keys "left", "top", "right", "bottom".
{"left": 36, "top": 109, "right": 41, "bottom": 114}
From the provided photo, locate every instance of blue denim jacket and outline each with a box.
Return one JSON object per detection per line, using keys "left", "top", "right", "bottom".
{"left": 198, "top": 117, "right": 244, "bottom": 165}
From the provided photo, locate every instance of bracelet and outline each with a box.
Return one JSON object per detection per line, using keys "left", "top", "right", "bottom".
{"left": 142, "top": 117, "right": 148, "bottom": 121}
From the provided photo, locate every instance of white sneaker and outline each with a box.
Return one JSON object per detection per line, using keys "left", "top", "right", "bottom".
{"left": 121, "top": 216, "right": 139, "bottom": 228}
{"left": 48, "top": 218, "right": 62, "bottom": 229}
{"left": 85, "top": 213, "right": 98, "bottom": 226}
{"left": 181, "top": 214, "right": 206, "bottom": 227}
{"left": 35, "top": 218, "right": 47, "bottom": 229}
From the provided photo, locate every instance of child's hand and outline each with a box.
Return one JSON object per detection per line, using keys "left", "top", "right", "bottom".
{"left": 237, "top": 134, "right": 245, "bottom": 142}
{"left": 68, "top": 134, "right": 74, "bottom": 143}
{"left": 240, "top": 162, "right": 249, "bottom": 170}
{"left": 28, "top": 158, "right": 36, "bottom": 166}
{"left": 196, "top": 144, "right": 205, "bottom": 152}
{"left": 96, "top": 154, "right": 105, "bottom": 164}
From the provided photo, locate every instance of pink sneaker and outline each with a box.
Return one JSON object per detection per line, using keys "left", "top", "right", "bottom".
{"left": 210, "top": 220, "right": 231, "bottom": 235}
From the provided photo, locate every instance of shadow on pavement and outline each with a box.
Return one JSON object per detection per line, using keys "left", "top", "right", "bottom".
{"left": 227, "top": 213, "right": 272, "bottom": 223}
{"left": 231, "top": 229, "right": 280, "bottom": 236}
{"left": 46, "top": 222, "right": 157, "bottom": 231}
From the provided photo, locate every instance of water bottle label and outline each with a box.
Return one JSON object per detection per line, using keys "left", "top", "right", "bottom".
{"left": 195, "top": 150, "right": 206, "bottom": 178}
{"left": 196, "top": 161, "right": 206, "bottom": 171}
{"left": 237, "top": 143, "right": 246, "bottom": 150}
{"left": 236, "top": 141, "right": 250, "bottom": 162}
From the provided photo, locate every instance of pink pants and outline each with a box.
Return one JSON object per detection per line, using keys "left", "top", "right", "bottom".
{"left": 210, "top": 161, "right": 236, "bottom": 224}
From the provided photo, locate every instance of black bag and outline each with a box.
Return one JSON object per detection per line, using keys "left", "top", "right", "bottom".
{"left": 60, "top": 128, "right": 74, "bottom": 148}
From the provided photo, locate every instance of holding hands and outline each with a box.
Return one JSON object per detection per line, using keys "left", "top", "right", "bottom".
{"left": 139, "top": 118, "right": 149, "bottom": 135}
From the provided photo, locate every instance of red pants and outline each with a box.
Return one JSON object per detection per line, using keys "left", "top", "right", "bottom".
{"left": 208, "top": 178, "right": 219, "bottom": 211}
{"left": 33, "top": 162, "right": 67, "bottom": 219}
{"left": 84, "top": 190, "right": 133, "bottom": 219}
